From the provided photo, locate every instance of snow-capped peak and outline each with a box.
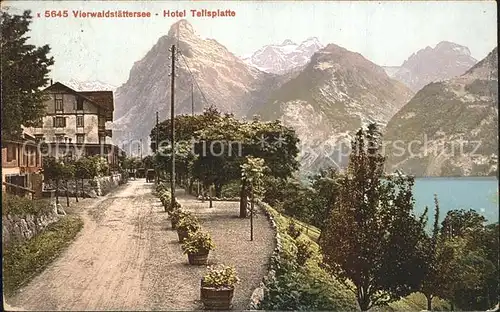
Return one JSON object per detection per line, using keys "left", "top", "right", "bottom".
{"left": 243, "top": 37, "right": 324, "bottom": 74}
{"left": 282, "top": 39, "right": 296, "bottom": 46}
{"left": 301, "top": 37, "right": 322, "bottom": 47}
{"left": 65, "top": 78, "right": 117, "bottom": 92}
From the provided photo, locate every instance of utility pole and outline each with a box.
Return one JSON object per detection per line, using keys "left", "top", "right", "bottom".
{"left": 191, "top": 82, "right": 194, "bottom": 116}
{"left": 140, "top": 139, "right": 143, "bottom": 160}
{"left": 155, "top": 111, "right": 159, "bottom": 183}
{"left": 170, "top": 44, "right": 176, "bottom": 207}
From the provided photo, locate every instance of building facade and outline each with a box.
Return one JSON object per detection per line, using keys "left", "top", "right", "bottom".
{"left": 1, "top": 133, "right": 43, "bottom": 194}
{"left": 25, "top": 82, "right": 121, "bottom": 166}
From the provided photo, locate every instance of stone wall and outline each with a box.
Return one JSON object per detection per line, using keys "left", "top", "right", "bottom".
{"left": 249, "top": 201, "right": 281, "bottom": 310}
{"left": 46, "top": 173, "right": 123, "bottom": 198}
{"left": 2, "top": 201, "right": 66, "bottom": 248}
{"left": 94, "top": 174, "right": 122, "bottom": 196}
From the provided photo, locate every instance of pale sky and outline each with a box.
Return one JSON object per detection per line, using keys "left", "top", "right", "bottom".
{"left": 3, "top": 1, "right": 497, "bottom": 86}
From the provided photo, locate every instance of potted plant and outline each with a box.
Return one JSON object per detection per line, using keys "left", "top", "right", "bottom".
{"left": 181, "top": 230, "right": 216, "bottom": 265}
{"left": 176, "top": 214, "right": 201, "bottom": 242}
{"left": 170, "top": 209, "right": 190, "bottom": 230}
{"left": 200, "top": 264, "right": 240, "bottom": 310}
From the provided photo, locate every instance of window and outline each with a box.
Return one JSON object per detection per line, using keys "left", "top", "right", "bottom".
{"left": 77, "top": 97, "right": 84, "bottom": 110}
{"left": 76, "top": 116, "right": 84, "bottom": 127}
{"left": 53, "top": 117, "right": 66, "bottom": 128}
{"left": 55, "top": 94, "right": 63, "bottom": 111}
{"left": 76, "top": 134, "right": 85, "bottom": 144}
{"left": 7, "top": 145, "right": 16, "bottom": 162}
{"left": 29, "top": 150, "right": 35, "bottom": 167}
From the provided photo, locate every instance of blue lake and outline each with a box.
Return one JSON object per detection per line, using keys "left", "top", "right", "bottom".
{"left": 413, "top": 177, "right": 499, "bottom": 225}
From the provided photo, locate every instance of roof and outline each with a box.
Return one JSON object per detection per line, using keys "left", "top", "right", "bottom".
{"left": 44, "top": 82, "right": 114, "bottom": 121}
{"left": 79, "top": 91, "right": 114, "bottom": 112}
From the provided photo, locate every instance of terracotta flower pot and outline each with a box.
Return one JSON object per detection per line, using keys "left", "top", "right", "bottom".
{"left": 200, "top": 281, "right": 234, "bottom": 310}
{"left": 177, "top": 229, "right": 189, "bottom": 242}
{"left": 188, "top": 250, "right": 209, "bottom": 265}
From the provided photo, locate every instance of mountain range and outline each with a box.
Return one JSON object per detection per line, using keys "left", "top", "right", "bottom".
{"left": 113, "top": 20, "right": 287, "bottom": 142}
{"left": 110, "top": 19, "right": 497, "bottom": 176}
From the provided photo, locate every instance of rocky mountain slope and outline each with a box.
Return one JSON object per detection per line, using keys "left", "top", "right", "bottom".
{"left": 251, "top": 43, "right": 414, "bottom": 174}
{"left": 382, "top": 66, "right": 401, "bottom": 78}
{"left": 113, "top": 20, "right": 287, "bottom": 144}
{"left": 65, "top": 79, "right": 116, "bottom": 91}
{"left": 243, "top": 37, "right": 324, "bottom": 75}
{"left": 392, "top": 41, "right": 477, "bottom": 92}
{"left": 384, "top": 47, "right": 498, "bottom": 176}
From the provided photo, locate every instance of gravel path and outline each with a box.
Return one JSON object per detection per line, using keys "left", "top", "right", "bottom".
{"left": 5, "top": 180, "right": 275, "bottom": 311}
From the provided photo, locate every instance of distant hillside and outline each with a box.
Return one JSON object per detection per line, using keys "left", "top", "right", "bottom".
{"left": 384, "top": 47, "right": 498, "bottom": 176}
{"left": 392, "top": 41, "right": 477, "bottom": 92}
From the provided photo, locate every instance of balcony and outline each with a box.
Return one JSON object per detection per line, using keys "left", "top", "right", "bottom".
{"left": 98, "top": 127, "right": 112, "bottom": 138}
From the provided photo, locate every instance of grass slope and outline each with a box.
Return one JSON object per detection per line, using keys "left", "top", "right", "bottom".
{"left": 2, "top": 215, "right": 84, "bottom": 296}
{"left": 261, "top": 203, "right": 450, "bottom": 311}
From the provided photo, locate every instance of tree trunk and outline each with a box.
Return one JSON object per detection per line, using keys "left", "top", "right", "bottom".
{"left": 75, "top": 178, "right": 79, "bottom": 202}
{"left": 239, "top": 180, "right": 248, "bottom": 218}
{"left": 188, "top": 179, "right": 194, "bottom": 195}
{"left": 450, "top": 302, "right": 454, "bottom": 311}
{"left": 425, "top": 293, "right": 433, "bottom": 311}
{"left": 209, "top": 184, "right": 213, "bottom": 208}
{"left": 357, "top": 287, "right": 370, "bottom": 311}
{"left": 56, "top": 179, "right": 59, "bottom": 204}
{"left": 358, "top": 297, "right": 370, "bottom": 311}
{"left": 250, "top": 186, "right": 254, "bottom": 241}
{"left": 215, "top": 183, "right": 222, "bottom": 198}
{"left": 65, "top": 180, "right": 70, "bottom": 207}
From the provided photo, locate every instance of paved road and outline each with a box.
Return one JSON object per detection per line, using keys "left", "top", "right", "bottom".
{"left": 5, "top": 180, "right": 275, "bottom": 311}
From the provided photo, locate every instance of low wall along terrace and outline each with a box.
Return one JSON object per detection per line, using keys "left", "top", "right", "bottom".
{"left": 2, "top": 201, "right": 63, "bottom": 248}
{"left": 47, "top": 173, "right": 123, "bottom": 198}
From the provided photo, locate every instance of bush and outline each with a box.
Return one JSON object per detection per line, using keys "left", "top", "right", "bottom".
{"left": 181, "top": 230, "right": 216, "bottom": 254}
{"left": 295, "top": 238, "right": 314, "bottom": 266}
{"left": 176, "top": 214, "right": 201, "bottom": 233}
{"left": 258, "top": 203, "right": 358, "bottom": 311}
{"left": 170, "top": 209, "right": 191, "bottom": 226}
{"left": 202, "top": 264, "right": 240, "bottom": 289}
{"left": 156, "top": 182, "right": 169, "bottom": 193}
{"left": 2, "top": 193, "right": 53, "bottom": 217}
{"left": 287, "top": 221, "right": 302, "bottom": 239}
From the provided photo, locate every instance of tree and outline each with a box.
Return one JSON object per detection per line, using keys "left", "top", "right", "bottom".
{"left": 60, "top": 161, "right": 75, "bottom": 207}
{"left": 307, "top": 168, "right": 339, "bottom": 230}
{"left": 42, "top": 156, "right": 65, "bottom": 204}
{"left": 319, "top": 123, "right": 428, "bottom": 311}
{"left": 241, "top": 156, "right": 267, "bottom": 241}
{"left": 149, "top": 106, "right": 221, "bottom": 151}
{"left": 441, "top": 208, "right": 487, "bottom": 239}
{"left": 1, "top": 9, "right": 54, "bottom": 140}
{"left": 437, "top": 210, "right": 498, "bottom": 310}
{"left": 238, "top": 118, "right": 300, "bottom": 217}
{"left": 420, "top": 194, "right": 442, "bottom": 311}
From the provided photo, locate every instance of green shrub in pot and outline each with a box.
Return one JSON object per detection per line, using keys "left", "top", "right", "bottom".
{"left": 200, "top": 264, "right": 240, "bottom": 310}
{"left": 181, "top": 230, "right": 216, "bottom": 265}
